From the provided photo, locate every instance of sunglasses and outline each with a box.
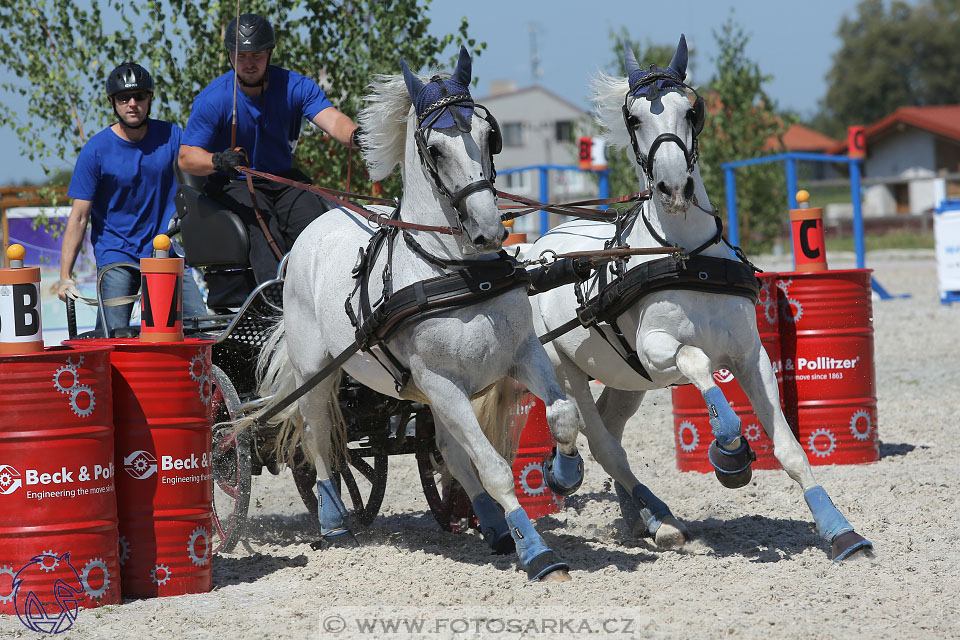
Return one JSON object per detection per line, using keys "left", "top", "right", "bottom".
{"left": 114, "top": 91, "right": 150, "bottom": 103}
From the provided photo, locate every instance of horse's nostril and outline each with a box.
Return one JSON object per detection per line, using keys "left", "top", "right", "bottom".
{"left": 657, "top": 181, "right": 671, "bottom": 196}
{"left": 684, "top": 177, "right": 694, "bottom": 200}
{"left": 475, "top": 235, "right": 487, "bottom": 246}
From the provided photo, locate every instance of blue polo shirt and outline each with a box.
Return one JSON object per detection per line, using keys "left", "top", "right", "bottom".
{"left": 67, "top": 119, "right": 182, "bottom": 266}
{"left": 182, "top": 66, "right": 333, "bottom": 174}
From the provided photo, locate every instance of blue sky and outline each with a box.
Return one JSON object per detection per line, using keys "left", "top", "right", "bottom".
{"left": 0, "top": 0, "right": 903, "bottom": 184}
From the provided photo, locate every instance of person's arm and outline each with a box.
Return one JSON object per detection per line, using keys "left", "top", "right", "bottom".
{"left": 55, "top": 199, "right": 92, "bottom": 301}
{"left": 179, "top": 144, "right": 246, "bottom": 176}
{"left": 311, "top": 107, "right": 359, "bottom": 148}
{"left": 178, "top": 144, "right": 216, "bottom": 176}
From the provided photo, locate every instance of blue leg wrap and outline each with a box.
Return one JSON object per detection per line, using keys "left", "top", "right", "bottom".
{"left": 804, "top": 485, "right": 854, "bottom": 541}
{"left": 472, "top": 493, "right": 514, "bottom": 553}
{"left": 633, "top": 484, "right": 673, "bottom": 537}
{"left": 317, "top": 479, "right": 349, "bottom": 537}
{"left": 506, "top": 508, "right": 568, "bottom": 580}
{"left": 541, "top": 448, "right": 584, "bottom": 496}
{"left": 703, "top": 387, "right": 741, "bottom": 447}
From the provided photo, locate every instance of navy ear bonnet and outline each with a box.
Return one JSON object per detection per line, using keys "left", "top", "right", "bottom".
{"left": 626, "top": 34, "right": 689, "bottom": 100}
{"left": 402, "top": 46, "right": 475, "bottom": 131}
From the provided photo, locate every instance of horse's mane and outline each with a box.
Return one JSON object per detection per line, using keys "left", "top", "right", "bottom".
{"left": 590, "top": 71, "right": 632, "bottom": 150}
{"left": 358, "top": 69, "right": 448, "bottom": 182}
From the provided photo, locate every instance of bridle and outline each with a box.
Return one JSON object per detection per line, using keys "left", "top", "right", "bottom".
{"left": 413, "top": 78, "right": 502, "bottom": 234}
{"left": 621, "top": 69, "right": 705, "bottom": 186}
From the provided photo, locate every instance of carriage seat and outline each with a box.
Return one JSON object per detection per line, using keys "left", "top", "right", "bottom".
{"left": 173, "top": 160, "right": 258, "bottom": 310}
{"left": 174, "top": 161, "right": 251, "bottom": 268}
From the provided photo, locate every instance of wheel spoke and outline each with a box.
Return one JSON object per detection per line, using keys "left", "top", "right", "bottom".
{"left": 339, "top": 463, "right": 364, "bottom": 512}
{"left": 417, "top": 451, "right": 453, "bottom": 531}
{"left": 347, "top": 450, "right": 377, "bottom": 482}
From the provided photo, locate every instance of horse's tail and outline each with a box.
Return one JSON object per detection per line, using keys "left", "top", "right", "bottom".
{"left": 229, "top": 317, "right": 346, "bottom": 468}
{"left": 473, "top": 377, "right": 528, "bottom": 465}
{"left": 228, "top": 317, "right": 294, "bottom": 433}
{"left": 226, "top": 318, "right": 296, "bottom": 464}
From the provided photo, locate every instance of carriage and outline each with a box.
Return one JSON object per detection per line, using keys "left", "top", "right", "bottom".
{"left": 65, "top": 39, "right": 872, "bottom": 580}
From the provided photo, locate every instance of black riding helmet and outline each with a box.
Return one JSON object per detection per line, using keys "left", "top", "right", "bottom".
{"left": 105, "top": 61, "right": 154, "bottom": 129}
{"left": 225, "top": 13, "right": 275, "bottom": 52}
{"left": 105, "top": 61, "right": 155, "bottom": 96}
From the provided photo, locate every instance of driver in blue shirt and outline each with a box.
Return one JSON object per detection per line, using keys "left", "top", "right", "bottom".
{"left": 178, "top": 13, "right": 360, "bottom": 284}
{"left": 58, "top": 61, "right": 206, "bottom": 336}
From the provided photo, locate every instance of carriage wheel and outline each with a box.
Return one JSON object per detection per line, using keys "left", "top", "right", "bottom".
{"left": 417, "top": 451, "right": 454, "bottom": 532}
{"left": 334, "top": 449, "right": 389, "bottom": 527}
{"left": 209, "top": 365, "right": 252, "bottom": 554}
{"left": 290, "top": 448, "right": 389, "bottom": 528}
{"left": 417, "top": 451, "right": 475, "bottom": 532}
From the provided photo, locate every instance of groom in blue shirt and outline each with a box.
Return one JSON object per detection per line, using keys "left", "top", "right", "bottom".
{"left": 58, "top": 61, "right": 206, "bottom": 336}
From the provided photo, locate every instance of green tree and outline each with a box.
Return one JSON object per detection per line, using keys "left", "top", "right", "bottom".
{"left": 815, "top": 0, "right": 960, "bottom": 137}
{"left": 698, "top": 18, "right": 789, "bottom": 252}
{"left": 0, "top": 0, "right": 484, "bottom": 197}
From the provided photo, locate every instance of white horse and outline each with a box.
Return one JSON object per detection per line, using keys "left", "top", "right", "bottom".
{"left": 529, "top": 36, "right": 872, "bottom": 562}
{"left": 246, "top": 48, "right": 582, "bottom": 581}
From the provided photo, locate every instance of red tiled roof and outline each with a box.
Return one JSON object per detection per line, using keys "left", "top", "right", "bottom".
{"left": 763, "top": 123, "right": 839, "bottom": 152}
{"left": 825, "top": 104, "right": 960, "bottom": 154}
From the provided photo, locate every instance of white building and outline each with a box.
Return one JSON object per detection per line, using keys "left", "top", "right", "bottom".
{"left": 828, "top": 105, "right": 960, "bottom": 216}
{"left": 478, "top": 82, "right": 599, "bottom": 236}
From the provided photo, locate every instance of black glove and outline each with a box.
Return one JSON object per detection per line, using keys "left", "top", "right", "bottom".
{"left": 350, "top": 125, "right": 364, "bottom": 151}
{"left": 211, "top": 149, "right": 246, "bottom": 173}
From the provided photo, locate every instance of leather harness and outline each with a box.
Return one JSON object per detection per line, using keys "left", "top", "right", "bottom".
{"left": 537, "top": 200, "right": 761, "bottom": 381}
{"left": 344, "top": 209, "right": 530, "bottom": 393}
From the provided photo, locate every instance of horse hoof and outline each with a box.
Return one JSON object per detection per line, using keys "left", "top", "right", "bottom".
{"left": 311, "top": 529, "right": 356, "bottom": 550}
{"left": 539, "top": 568, "right": 572, "bottom": 582}
{"left": 651, "top": 516, "right": 690, "bottom": 550}
{"left": 831, "top": 531, "right": 873, "bottom": 562}
{"left": 524, "top": 550, "right": 570, "bottom": 581}
{"left": 713, "top": 467, "right": 752, "bottom": 489}
{"left": 708, "top": 439, "right": 756, "bottom": 489}
{"left": 541, "top": 449, "right": 584, "bottom": 497}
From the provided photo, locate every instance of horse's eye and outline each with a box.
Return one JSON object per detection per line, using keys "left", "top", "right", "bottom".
{"left": 428, "top": 146, "right": 441, "bottom": 161}
{"left": 626, "top": 115, "right": 640, "bottom": 130}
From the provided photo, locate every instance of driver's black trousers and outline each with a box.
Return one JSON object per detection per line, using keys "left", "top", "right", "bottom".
{"left": 205, "top": 169, "right": 338, "bottom": 284}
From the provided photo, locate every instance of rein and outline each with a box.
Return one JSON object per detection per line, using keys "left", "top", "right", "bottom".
{"left": 497, "top": 190, "right": 650, "bottom": 222}
{"left": 238, "top": 166, "right": 462, "bottom": 235}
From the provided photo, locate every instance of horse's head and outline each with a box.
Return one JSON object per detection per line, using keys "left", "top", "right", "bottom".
{"left": 400, "top": 47, "right": 505, "bottom": 255}
{"left": 596, "top": 35, "right": 705, "bottom": 215}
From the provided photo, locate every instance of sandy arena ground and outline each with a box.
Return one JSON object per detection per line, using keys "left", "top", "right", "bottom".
{"left": 2, "top": 250, "right": 958, "bottom": 639}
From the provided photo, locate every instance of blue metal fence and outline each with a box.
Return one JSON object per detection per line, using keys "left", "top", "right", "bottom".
{"left": 499, "top": 164, "right": 610, "bottom": 238}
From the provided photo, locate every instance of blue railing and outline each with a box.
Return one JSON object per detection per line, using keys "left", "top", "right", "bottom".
{"left": 499, "top": 164, "right": 610, "bottom": 237}
{"left": 721, "top": 152, "right": 902, "bottom": 299}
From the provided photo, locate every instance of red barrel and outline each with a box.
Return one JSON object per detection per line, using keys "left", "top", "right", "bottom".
{"left": 0, "top": 345, "right": 120, "bottom": 615}
{"left": 511, "top": 394, "right": 565, "bottom": 518}
{"left": 777, "top": 270, "right": 879, "bottom": 465}
{"left": 64, "top": 338, "right": 213, "bottom": 597}
{"left": 671, "top": 273, "right": 785, "bottom": 472}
